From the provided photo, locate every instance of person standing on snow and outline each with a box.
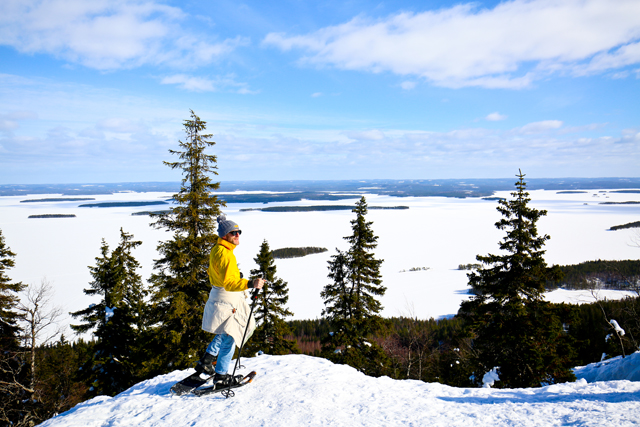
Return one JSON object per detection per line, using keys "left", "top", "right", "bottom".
{"left": 195, "top": 215, "right": 265, "bottom": 385}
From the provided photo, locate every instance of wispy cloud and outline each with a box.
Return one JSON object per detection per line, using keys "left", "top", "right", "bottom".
{"left": 516, "top": 120, "right": 563, "bottom": 134}
{"left": 0, "top": 73, "right": 636, "bottom": 182}
{"left": 0, "top": 110, "right": 38, "bottom": 133}
{"left": 343, "top": 129, "right": 386, "bottom": 141}
{"left": 263, "top": 0, "right": 640, "bottom": 89}
{"left": 211, "top": 123, "right": 638, "bottom": 179}
{"left": 97, "top": 117, "right": 148, "bottom": 134}
{"left": 400, "top": 81, "right": 417, "bottom": 90}
{"left": 486, "top": 112, "right": 507, "bottom": 121}
{"left": 160, "top": 74, "right": 258, "bottom": 94}
{"left": 0, "top": 0, "right": 246, "bottom": 70}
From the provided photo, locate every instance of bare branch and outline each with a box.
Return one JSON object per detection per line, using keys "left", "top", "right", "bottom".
{"left": 17, "top": 278, "right": 64, "bottom": 347}
{"left": 17, "top": 278, "right": 64, "bottom": 391}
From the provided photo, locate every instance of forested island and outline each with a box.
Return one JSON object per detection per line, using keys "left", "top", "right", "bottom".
{"left": 272, "top": 247, "right": 328, "bottom": 259}
{"left": 79, "top": 201, "right": 169, "bottom": 208}
{"left": 600, "top": 201, "right": 640, "bottom": 205}
{"left": 28, "top": 214, "right": 76, "bottom": 218}
{"left": 609, "top": 221, "right": 640, "bottom": 230}
{"left": 131, "top": 210, "right": 172, "bottom": 216}
{"left": 21, "top": 198, "right": 95, "bottom": 203}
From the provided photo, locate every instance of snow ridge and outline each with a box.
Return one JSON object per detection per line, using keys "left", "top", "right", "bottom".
{"left": 39, "top": 353, "right": 640, "bottom": 427}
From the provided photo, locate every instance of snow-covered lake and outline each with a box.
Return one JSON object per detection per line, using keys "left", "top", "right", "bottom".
{"left": 1, "top": 188, "right": 638, "bottom": 339}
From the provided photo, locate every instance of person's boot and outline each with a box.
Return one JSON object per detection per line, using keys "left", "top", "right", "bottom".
{"left": 213, "top": 372, "right": 243, "bottom": 386}
{"left": 195, "top": 353, "right": 216, "bottom": 375}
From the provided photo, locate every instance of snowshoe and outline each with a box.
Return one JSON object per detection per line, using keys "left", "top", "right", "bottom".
{"left": 213, "top": 372, "right": 244, "bottom": 386}
{"left": 193, "top": 371, "right": 257, "bottom": 397}
{"left": 170, "top": 372, "right": 212, "bottom": 396}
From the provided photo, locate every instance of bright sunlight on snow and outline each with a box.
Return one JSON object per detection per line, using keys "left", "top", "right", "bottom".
{"left": 38, "top": 353, "right": 640, "bottom": 427}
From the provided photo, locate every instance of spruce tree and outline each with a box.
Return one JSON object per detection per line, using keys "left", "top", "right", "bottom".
{"left": 0, "top": 228, "right": 24, "bottom": 358}
{"left": 459, "top": 170, "right": 574, "bottom": 388}
{"left": 0, "top": 228, "right": 31, "bottom": 425}
{"left": 245, "top": 240, "right": 298, "bottom": 355}
{"left": 321, "top": 197, "right": 390, "bottom": 376}
{"left": 148, "top": 110, "right": 224, "bottom": 372}
{"left": 70, "top": 229, "right": 147, "bottom": 396}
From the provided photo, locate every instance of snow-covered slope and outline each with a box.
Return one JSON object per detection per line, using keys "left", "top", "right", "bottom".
{"left": 39, "top": 353, "right": 640, "bottom": 427}
{"left": 574, "top": 351, "right": 640, "bottom": 383}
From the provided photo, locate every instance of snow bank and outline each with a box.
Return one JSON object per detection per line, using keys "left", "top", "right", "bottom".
{"left": 38, "top": 354, "right": 640, "bottom": 427}
{"left": 574, "top": 351, "right": 640, "bottom": 383}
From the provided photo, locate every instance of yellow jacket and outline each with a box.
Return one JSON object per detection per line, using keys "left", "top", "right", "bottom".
{"left": 202, "top": 237, "right": 255, "bottom": 345}
{"left": 207, "top": 237, "right": 249, "bottom": 292}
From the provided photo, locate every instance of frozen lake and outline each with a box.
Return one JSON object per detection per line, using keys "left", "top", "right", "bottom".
{"left": 1, "top": 188, "right": 639, "bottom": 340}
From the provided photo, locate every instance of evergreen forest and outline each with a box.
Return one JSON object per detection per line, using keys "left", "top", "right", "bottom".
{"left": 1, "top": 112, "right": 639, "bottom": 425}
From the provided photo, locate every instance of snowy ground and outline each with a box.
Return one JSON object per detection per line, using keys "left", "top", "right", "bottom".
{"left": 1, "top": 188, "right": 639, "bottom": 340}
{"left": 38, "top": 352, "right": 640, "bottom": 427}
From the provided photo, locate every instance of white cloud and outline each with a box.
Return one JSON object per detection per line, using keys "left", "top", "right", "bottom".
{"left": 517, "top": 120, "right": 563, "bottom": 134}
{"left": 400, "top": 81, "right": 417, "bottom": 90}
{"left": 161, "top": 74, "right": 217, "bottom": 92}
{"left": 0, "top": 110, "right": 38, "bottom": 132}
{"left": 97, "top": 118, "right": 146, "bottom": 133}
{"left": 311, "top": 92, "right": 323, "bottom": 97}
{"left": 160, "top": 74, "right": 257, "bottom": 94}
{"left": 0, "top": 120, "right": 19, "bottom": 132}
{"left": 486, "top": 112, "right": 507, "bottom": 121}
{"left": 210, "top": 123, "right": 640, "bottom": 180}
{"left": 0, "top": 0, "right": 245, "bottom": 70}
{"left": 343, "top": 129, "right": 386, "bottom": 141}
{"left": 263, "top": 0, "right": 640, "bottom": 89}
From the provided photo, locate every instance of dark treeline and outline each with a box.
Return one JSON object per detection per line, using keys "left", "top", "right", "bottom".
{"left": 610, "top": 221, "right": 640, "bottom": 231}
{"left": 552, "top": 260, "right": 640, "bottom": 290}
{"left": 272, "top": 247, "right": 328, "bottom": 259}
{"left": 287, "top": 295, "right": 640, "bottom": 385}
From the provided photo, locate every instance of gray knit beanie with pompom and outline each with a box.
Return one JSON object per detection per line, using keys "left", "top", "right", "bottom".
{"left": 217, "top": 214, "right": 240, "bottom": 237}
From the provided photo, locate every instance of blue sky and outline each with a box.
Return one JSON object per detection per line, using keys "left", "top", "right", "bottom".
{"left": 1, "top": 0, "right": 639, "bottom": 184}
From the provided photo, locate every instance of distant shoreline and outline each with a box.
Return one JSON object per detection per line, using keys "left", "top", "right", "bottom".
{"left": 2, "top": 178, "right": 640, "bottom": 200}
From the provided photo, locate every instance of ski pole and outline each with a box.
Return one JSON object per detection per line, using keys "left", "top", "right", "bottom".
{"left": 221, "top": 283, "right": 261, "bottom": 398}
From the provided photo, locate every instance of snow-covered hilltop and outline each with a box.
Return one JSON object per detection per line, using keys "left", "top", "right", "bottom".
{"left": 39, "top": 353, "right": 640, "bottom": 427}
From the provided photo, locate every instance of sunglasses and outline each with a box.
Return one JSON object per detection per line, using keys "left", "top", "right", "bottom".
{"left": 229, "top": 230, "right": 242, "bottom": 236}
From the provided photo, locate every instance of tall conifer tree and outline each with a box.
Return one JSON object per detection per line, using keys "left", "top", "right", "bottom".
{"left": 459, "top": 170, "right": 574, "bottom": 388}
{"left": 245, "top": 240, "right": 298, "bottom": 355}
{"left": 321, "top": 197, "right": 390, "bottom": 376}
{"left": 0, "top": 228, "right": 24, "bottom": 357}
{"left": 0, "top": 228, "right": 31, "bottom": 425}
{"left": 148, "top": 110, "right": 224, "bottom": 372}
{"left": 71, "top": 229, "right": 147, "bottom": 396}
